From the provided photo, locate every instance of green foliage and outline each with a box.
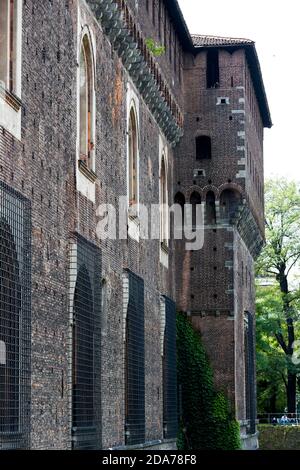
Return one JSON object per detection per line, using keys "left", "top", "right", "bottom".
{"left": 176, "top": 312, "right": 241, "bottom": 450}
{"left": 255, "top": 179, "right": 300, "bottom": 413}
{"left": 256, "top": 178, "right": 300, "bottom": 279}
{"left": 256, "top": 284, "right": 289, "bottom": 412}
{"left": 145, "top": 38, "right": 165, "bottom": 57}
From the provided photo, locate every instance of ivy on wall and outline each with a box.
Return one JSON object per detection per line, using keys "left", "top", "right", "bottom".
{"left": 177, "top": 312, "right": 241, "bottom": 450}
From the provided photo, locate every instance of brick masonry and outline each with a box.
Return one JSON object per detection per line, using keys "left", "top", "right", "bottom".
{"left": 0, "top": 0, "right": 268, "bottom": 450}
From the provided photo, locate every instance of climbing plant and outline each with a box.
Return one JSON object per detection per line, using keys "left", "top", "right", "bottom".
{"left": 145, "top": 38, "right": 165, "bottom": 57}
{"left": 177, "top": 312, "right": 241, "bottom": 450}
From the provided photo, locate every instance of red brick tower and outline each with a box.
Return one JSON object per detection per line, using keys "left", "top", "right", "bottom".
{"left": 174, "top": 35, "right": 272, "bottom": 449}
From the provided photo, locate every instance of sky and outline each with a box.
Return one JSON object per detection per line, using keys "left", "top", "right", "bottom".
{"left": 178, "top": 0, "right": 300, "bottom": 181}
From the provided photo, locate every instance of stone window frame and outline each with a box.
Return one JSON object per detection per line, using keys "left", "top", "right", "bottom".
{"left": 0, "top": 0, "right": 22, "bottom": 139}
{"left": 126, "top": 83, "right": 140, "bottom": 242}
{"left": 77, "top": 28, "right": 97, "bottom": 182}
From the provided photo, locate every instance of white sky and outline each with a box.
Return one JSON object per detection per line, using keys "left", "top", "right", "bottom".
{"left": 178, "top": 0, "right": 300, "bottom": 181}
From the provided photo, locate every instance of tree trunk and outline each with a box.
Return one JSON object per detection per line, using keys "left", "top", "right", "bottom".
{"left": 277, "top": 269, "right": 297, "bottom": 413}
{"left": 287, "top": 371, "right": 296, "bottom": 413}
{"left": 270, "top": 387, "right": 277, "bottom": 414}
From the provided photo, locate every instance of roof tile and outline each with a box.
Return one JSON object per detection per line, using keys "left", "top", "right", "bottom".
{"left": 192, "top": 34, "right": 254, "bottom": 47}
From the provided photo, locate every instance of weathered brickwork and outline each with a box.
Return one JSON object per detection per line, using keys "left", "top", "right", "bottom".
{"left": 0, "top": 0, "right": 270, "bottom": 450}
{"left": 174, "top": 38, "right": 271, "bottom": 449}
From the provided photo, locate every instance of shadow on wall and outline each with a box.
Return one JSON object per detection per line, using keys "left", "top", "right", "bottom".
{"left": 219, "top": 189, "right": 242, "bottom": 223}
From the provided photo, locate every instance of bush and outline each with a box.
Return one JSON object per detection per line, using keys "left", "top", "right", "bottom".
{"left": 177, "top": 312, "right": 241, "bottom": 450}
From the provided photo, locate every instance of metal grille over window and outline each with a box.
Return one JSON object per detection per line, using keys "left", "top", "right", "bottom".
{"left": 71, "top": 235, "right": 101, "bottom": 450}
{"left": 163, "top": 297, "right": 178, "bottom": 439}
{"left": 0, "top": 181, "right": 31, "bottom": 450}
{"left": 125, "top": 270, "right": 145, "bottom": 446}
{"left": 245, "top": 311, "right": 256, "bottom": 435}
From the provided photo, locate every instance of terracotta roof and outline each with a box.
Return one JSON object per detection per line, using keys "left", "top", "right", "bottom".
{"left": 192, "top": 34, "right": 254, "bottom": 48}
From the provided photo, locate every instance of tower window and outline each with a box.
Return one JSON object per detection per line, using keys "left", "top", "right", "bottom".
{"left": 196, "top": 136, "right": 212, "bottom": 160}
{"left": 206, "top": 49, "right": 219, "bottom": 89}
{"left": 190, "top": 191, "right": 201, "bottom": 228}
{"left": 174, "top": 192, "right": 185, "bottom": 231}
{"left": 79, "top": 34, "right": 95, "bottom": 171}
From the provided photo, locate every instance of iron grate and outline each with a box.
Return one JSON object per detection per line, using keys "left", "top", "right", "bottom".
{"left": 163, "top": 297, "right": 178, "bottom": 440}
{"left": 0, "top": 180, "right": 31, "bottom": 450}
{"left": 125, "top": 270, "right": 145, "bottom": 446}
{"left": 71, "top": 234, "right": 101, "bottom": 450}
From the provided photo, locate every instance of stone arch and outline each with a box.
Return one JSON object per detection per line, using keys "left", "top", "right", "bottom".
{"left": 217, "top": 182, "right": 244, "bottom": 200}
{"left": 185, "top": 185, "right": 203, "bottom": 201}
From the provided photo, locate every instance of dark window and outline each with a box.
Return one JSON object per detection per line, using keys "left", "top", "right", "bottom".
{"left": 0, "top": 181, "right": 31, "bottom": 450}
{"left": 196, "top": 136, "right": 212, "bottom": 160}
{"left": 146, "top": 0, "right": 149, "bottom": 12}
{"left": 169, "top": 25, "right": 172, "bottom": 62}
{"left": 125, "top": 271, "right": 145, "bottom": 446}
{"left": 163, "top": 297, "right": 178, "bottom": 439}
{"left": 72, "top": 236, "right": 101, "bottom": 450}
{"left": 206, "top": 49, "right": 219, "bottom": 88}
{"left": 190, "top": 192, "right": 201, "bottom": 228}
{"left": 206, "top": 191, "right": 216, "bottom": 225}
{"left": 152, "top": 0, "right": 155, "bottom": 25}
{"left": 174, "top": 192, "right": 185, "bottom": 232}
{"left": 245, "top": 312, "right": 256, "bottom": 435}
{"left": 158, "top": 0, "right": 162, "bottom": 38}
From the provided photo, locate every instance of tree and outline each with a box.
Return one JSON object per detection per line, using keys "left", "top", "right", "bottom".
{"left": 256, "top": 179, "right": 300, "bottom": 413}
{"left": 256, "top": 284, "right": 291, "bottom": 413}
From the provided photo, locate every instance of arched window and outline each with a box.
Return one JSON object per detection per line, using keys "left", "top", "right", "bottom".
{"left": 0, "top": 219, "right": 21, "bottom": 434}
{"left": 160, "top": 155, "right": 168, "bottom": 245}
{"left": 220, "top": 189, "right": 242, "bottom": 222}
{"left": 79, "top": 34, "right": 95, "bottom": 170}
{"left": 174, "top": 192, "right": 185, "bottom": 228}
{"left": 0, "top": 0, "right": 17, "bottom": 93}
{"left": 190, "top": 191, "right": 201, "bottom": 228}
{"left": 196, "top": 136, "right": 212, "bottom": 160}
{"left": 128, "top": 106, "right": 138, "bottom": 207}
{"left": 206, "top": 191, "right": 216, "bottom": 225}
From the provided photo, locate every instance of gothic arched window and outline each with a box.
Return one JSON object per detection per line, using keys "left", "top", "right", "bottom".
{"left": 0, "top": 0, "right": 18, "bottom": 93}
{"left": 128, "top": 106, "right": 138, "bottom": 207}
{"left": 79, "top": 34, "right": 95, "bottom": 170}
{"left": 160, "top": 155, "right": 168, "bottom": 245}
